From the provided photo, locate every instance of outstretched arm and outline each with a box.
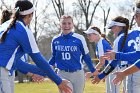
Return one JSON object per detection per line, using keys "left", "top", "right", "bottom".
{"left": 105, "top": 50, "right": 140, "bottom": 61}
{"left": 16, "top": 59, "right": 47, "bottom": 77}
{"left": 92, "top": 60, "right": 118, "bottom": 84}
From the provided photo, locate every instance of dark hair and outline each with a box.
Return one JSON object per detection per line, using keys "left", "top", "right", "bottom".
{"left": 136, "top": 2, "right": 140, "bottom": 8}
{"left": 90, "top": 26, "right": 112, "bottom": 46}
{"left": 0, "top": 10, "right": 12, "bottom": 24}
{"left": 112, "top": 16, "right": 129, "bottom": 51}
{"left": 1, "top": 0, "right": 33, "bottom": 42}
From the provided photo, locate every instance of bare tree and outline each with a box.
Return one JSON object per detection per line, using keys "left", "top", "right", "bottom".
{"left": 52, "top": 0, "right": 64, "bottom": 20}
{"left": 113, "top": 0, "right": 136, "bottom": 29}
{"left": 30, "top": 0, "right": 50, "bottom": 43}
{"left": 101, "top": 6, "right": 110, "bottom": 34}
{"left": 78, "top": 0, "right": 101, "bottom": 29}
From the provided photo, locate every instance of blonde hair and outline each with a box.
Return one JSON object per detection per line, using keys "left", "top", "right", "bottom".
{"left": 60, "top": 15, "right": 73, "bottom": 23}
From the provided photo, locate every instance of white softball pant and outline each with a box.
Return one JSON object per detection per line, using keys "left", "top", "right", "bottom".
{"left": 126, "top": 70, "right": 140, "bottom": 93}
{"left": 0, "top": 67, "right": 15, "bottom": 93}
{"left": 108, "top": 67, "right": 120, "bottom": 93}
{"left": 58, "top": 69, "right": 85, "bottom": 93}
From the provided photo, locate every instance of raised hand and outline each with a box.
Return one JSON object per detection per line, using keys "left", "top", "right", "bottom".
{"left": 112, "top": 71, "right": 125, "bottom": 85}
{"left": 58, "top": 79, "right": 72, "bottom": 93}
{"left": 104, "top": 50, "right": 116, "bottom": 60}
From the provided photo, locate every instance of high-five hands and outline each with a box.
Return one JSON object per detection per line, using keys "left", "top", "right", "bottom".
{"left": 58, "top": 79, "right": 73, "bottom": 93}
{"left": 85, "top": 69, "right": 99, "bottom": 80}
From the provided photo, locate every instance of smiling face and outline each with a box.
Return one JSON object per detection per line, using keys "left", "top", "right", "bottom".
{"left": 60, "top": 17, "right": 74, "bottom": 35}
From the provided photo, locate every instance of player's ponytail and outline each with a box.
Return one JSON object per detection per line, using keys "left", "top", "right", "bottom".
{"left": 0, "top": 10, "right": 12, "bottom": 24}
{"left": 0, "top": 0, "right": 34, "bottom": 42}
{"left": 101, "top": 34, "right": 112, "bottom": 46}
{"left": 0, "top": 7, "right": 20, "bottom": 42}
{"left": 121, "top": 18, "right": 129, "bottom": 50}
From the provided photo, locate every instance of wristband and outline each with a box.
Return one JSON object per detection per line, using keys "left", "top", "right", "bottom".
{"left": 103, "top": 64, "right": 115, "bottom": 75}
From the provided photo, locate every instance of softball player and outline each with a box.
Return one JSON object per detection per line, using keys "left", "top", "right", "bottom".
{"left": 49, "top": 15, "right": 98, "bottom": 93}
{"left": 0, "top": 9, "right": 57, "bottom": 93}
{"left": 0, "top": 1, "right": 72, "bottom": 93}
{"left": 104, "top": 3, "right": 140, "bottom": 93}
{"left": 0, "top": 9, "right": 49, "bottom": 77}
{"left": 92, "top": 16, "right": 140, "bottom": 93}
{"left": 83, "top": 26, "right": 117, "bottom": 93}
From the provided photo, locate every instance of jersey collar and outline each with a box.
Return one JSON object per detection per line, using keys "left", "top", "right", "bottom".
{"left": 117, "top": 30, "right": 124, "bottom": 36}
{"left": 19, "top": 18, "right": 26, "bottom": 26}
{"left": 61, "top": 32, "right": 73, "bottom": 38}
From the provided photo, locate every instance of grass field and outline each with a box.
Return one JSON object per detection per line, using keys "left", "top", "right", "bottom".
{"left": 15, "top": 79, "right": 106, "bottom": 93}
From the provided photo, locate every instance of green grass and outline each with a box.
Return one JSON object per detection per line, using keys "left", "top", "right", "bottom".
{"left": 15, "top": 80, "right": 106, "bottom": 93}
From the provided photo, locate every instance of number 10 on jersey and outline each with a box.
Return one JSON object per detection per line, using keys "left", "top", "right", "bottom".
{"left": 62, "top": 52, "right": 71, "bottom": 60}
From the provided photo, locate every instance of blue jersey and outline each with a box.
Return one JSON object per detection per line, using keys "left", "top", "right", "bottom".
{"left": 114, "top": 30, "right": 139, "bottom": 65}
{"left": 49, "top": 32, "right": 95, "bottom": 73}
{"left": 115, "top": 29, "right": 140, "bottom": 62}
{"left": 96, "top": 38, "right": 112, "bottom": 66}
{"left": 98, "top": 30, "right": 139, "bottom": 79}
{"left": 115, "top": 28, "right": 140, "bottom": 69}
{"left": 0, "top": 20, "right": 62, "bottom": 85}
{"left": 15, "top": 59, "right": 47, "bottom": 77}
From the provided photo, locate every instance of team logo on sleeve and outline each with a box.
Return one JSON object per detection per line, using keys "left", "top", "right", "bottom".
{"left": 54, "top": 41, "right": 59, "bottom": 44}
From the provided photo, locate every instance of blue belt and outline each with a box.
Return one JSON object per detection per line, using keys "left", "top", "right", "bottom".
{"left": 119, "top": 64, "right": 128, "bottom": 68}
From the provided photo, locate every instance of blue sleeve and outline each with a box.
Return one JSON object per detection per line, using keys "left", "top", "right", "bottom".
{"left": 17, "top": 68, "right": 28, "bottom": 75}
{"left": 49, "top": 56, "right": 55, "bottom": 66}
{"left": 29, "top": 52, "right": 62, "bottom": 85}
{"left": 49, "top": 40, "right": 56, "bottom": 66}
{"left": 16, "top": 59, "right": 47, "bottom": 76}
{"left": 83, "top": 53, "right": 95, "bottom": 73}
{"left": 98, "top": 60, "right": 118, "bottom": 79}
{"left": 116, "top": 51, "right": 140, "bottom": 61}
{"left": 79, "top": 36, "right": 95, "bottom": 73}
{"left": 134, "top": 59, "right": 140, "bottom": 69}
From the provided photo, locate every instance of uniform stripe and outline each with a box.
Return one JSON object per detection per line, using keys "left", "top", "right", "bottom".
{"left": 72, "top": 33, "right": 89, "bottom": 69}
{"left": 72, "top": 33, "right": 89, "bottom": 54}
{"left": 97, "top": 38, "right": 104, "bottom": 57}
{"left": 18, "top": 21, "right": 39, "bottom": 53}
{"left": 6, "top": 46, "right": 19, "bottom": 70}
{"left": 80, "top": 54, "right": 84, "bottom": 69}
{"left": 130, "top": 74, "right": 133, "bottom": 93}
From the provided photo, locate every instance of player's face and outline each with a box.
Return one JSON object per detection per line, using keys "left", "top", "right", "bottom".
{"left": 60, "top": 18, "right": 74, "bottom": 35}
{"left": 24, "top": 13, "right": 33, "bottom": 25}
{"left": 111, "top": 26, "right": 122, "bottom": 37}
{"left": 87, "top": 33, "right": 99, "bottom": 42}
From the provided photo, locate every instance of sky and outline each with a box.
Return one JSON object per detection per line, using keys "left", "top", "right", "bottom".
{"left": 0, "top": 0, "right": 136, "bottom": 34}
{"left": 0, "top": 0, "right": 135, "bottom": 18}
